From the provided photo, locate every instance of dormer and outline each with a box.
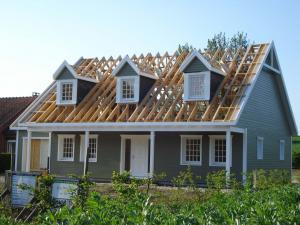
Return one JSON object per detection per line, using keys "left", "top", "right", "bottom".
{"left": 53, "top": 60, "right": 97, "bottom": 105}
{"left": 179, "top": 50, "right": 225, "bottom": 102}
{"left": 112, "top": 56, "right": 157, "bottom": 104}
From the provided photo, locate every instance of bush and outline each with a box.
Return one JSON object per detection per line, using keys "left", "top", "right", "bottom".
{"left": 0, "top": 153, "right": 11, "bottom": 173}
{"left": 293, "top": 152, "right": 300, "bottom": 169}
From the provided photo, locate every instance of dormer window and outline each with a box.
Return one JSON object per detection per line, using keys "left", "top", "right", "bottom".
{"left": 116, "top": 76, "right": 139, "bottom": 103}
{"left": 57, "top": 80, "right": 78, "bottom": 105}
{"left": 184, "top": 72, "right": 210, "bottom": 101}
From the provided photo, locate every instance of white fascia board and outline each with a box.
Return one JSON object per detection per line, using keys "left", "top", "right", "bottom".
{"left": 179, "top": 50, "right": 226, "bottom": 76}
{"left": 139, "top": 71, "right": 159, "bottom": 80}
{"left": 24, "top": 121, "right": 235, "bottom": 132}
{"left": 10, "top": 81, "right": 57, "bottom": 129}
{"left": 53, "top": 60, "right": 98, "bottom": 83}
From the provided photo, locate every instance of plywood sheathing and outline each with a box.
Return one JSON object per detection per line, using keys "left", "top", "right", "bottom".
{"left": 29, "top": 43, "right": 269, "bottom": 123}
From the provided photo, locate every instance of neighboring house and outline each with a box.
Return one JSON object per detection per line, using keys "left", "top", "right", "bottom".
{"left": 0, "top": 96, "right": 37, "bottom": 153}
{"left": 10, "top": 42, "right": 298, "bottom": 183}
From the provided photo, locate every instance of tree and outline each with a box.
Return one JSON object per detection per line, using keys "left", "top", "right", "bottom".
{"left": 206, "top": 32, "right": 250, "bottom": 53}
{"left": 178, "top": 43, "right": 194, "bottom": 53}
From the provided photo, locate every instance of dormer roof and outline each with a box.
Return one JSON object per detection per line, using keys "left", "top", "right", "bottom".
{"left": 179, "top": 50, "right": 226, "bottom": 75}
{"left": 53, "top": 60, "right": 98, "bottom": 83}
{"left": 112, "top": 55, "right": 158, "bottom": 79}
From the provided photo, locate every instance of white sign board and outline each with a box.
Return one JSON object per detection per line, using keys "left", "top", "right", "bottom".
{"left": 11, "top": 174, "right": 37, "bottom": 207}
{"left": 52, "top": 179, "right": 77, "bottom": 202}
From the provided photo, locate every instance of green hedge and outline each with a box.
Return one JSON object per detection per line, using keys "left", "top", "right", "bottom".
{"left": 293, "top": 137, "right": 300, "bottom": 169}
{"left": 0, "top": 153, "right": 11, "bottom": 173}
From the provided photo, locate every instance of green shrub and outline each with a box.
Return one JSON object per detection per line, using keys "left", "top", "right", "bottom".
{"left": 253, "top": 169, "right": 290, "bottom": 189}
{"left": 0, "top": 153, "right": 11, "bottom": 173}
{"left": 172, "top": 166, "right": 200, "bottom": 189}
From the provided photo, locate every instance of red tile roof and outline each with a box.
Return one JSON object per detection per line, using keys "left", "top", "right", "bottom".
{"left": 0, "top": 96, "right": 37, "bottom": 131}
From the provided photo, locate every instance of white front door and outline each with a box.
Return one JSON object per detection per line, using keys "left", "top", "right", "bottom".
{"left": 131, "top": 136, "right": 149, "bottom": 178}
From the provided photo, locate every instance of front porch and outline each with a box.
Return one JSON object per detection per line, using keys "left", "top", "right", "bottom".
{"left": 18, "top": 126, "right": 247, "bottom": 184}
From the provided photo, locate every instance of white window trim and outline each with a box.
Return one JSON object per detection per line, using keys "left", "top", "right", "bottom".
{"left": 279, "top": 139, "right": 285, "bottom": 161}
{"left": 6, "top": 140, "right": 16, "bottom": 153}
{"left": 183, "top": 71, "right": 210, "bottom": 102}
{"left": 257, "top": 136, "right": 264, "bottom": 160}
{"left": 116, "top": 76, "right": 139, "bottom": 103}
{"left": 180, "top": 135, "right": 202, "bottom": 166}
{"left": 209, "top": 135, "right": 232, "bottom": 167}
{"left": 56, "top": 79, "right": 78, "bottom": 105}
{"left": 57, "top": 135, "right": 75, "bottom": 162}
{"left": 80, "top": 134, "right": 98, "bottom": 163}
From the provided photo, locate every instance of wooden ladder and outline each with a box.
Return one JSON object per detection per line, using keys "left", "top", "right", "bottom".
{"left": 206, "top": 43, "right": 269, "bottom": 121}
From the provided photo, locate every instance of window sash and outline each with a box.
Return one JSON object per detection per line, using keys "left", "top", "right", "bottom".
{"left": 181, "top": 135, "right": 202, "bottom": 165}
{"left": 279, "top": 140, "right": 285, "bottom": 160}
{"left": 58, "top": 135, "right": 75, "bottom": 161}
{"left": 184, "top": 72, "right": 210, "bottom": 101}
{"left": 80, "top": 135, "right": 98, "bottom": 162}
{"left": 209, "top": 136, "right": 227, "bottom": 167}
{"left": 121, "top": 79, "right": 135, "bottom": 100}
{"left": 62, "top": 83, "right": 73, "bottom": 101}
{"left": 257, "top": 137, "right": 264, "bottom": 160}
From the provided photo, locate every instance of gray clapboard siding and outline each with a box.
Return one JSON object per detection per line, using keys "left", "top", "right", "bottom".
{"left": 55, "top": 67, "right": 74, "bottom": 80}
{"left": 183, "top": 58, "right": 208, "bottom": 73}
{"left": 238, "top": 69, "right": 292, "bottom": 172}
{"left": 115, "top": 63, "right": 137, "bottom": 77}
{"left": 154, "top": 132, "right": 243, "bottom": 182}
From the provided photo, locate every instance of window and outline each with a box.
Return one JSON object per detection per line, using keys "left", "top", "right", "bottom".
{"left": 279, "top": 140, "right": 285, "bottom": 160}
{"left": 80, "top": 135, "right": 98, "bottom": 162}
{"left": 62, "top": 83, "right": 73, "bottom": 101}
{"left": 116, "top": 76, "right": 139, "bottom": 103}
{"left": 56, "top": 80, "right": 77, "bottom": 105}
{"left": 6, "top": 140, "right": 16, "bottom": 153}
{"left": 58, "top": 135, "right": 75, "bottom": 161}
{"left": 180, "top": 135, "right": 202, "bottom": 166}
{"left": 257, "top": 137, "right": 264, "bottom": 160}
{"left": 184, "top": 72, "right": 210, "bottom": 101}
{"left": 209, "top": 135, "right": 228, "bottom": 167}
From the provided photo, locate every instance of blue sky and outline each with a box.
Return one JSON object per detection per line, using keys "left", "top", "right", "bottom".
{"left": 0, "top": 0, "right": 299, "bottom": 131}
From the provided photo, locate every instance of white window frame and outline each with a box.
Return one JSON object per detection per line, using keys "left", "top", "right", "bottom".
{"left": 116, "top": 76, "right": 139, "bottom": 103}
{"left": 183, "top": 71, "right": 210, "bottom": 101}
{"left": 180, "top": 135, "right": 202, "bottom": 166}
{"left": 57, "top": 135, "right": 75, "bottom": 162}
{"left": 209, "top": 135, "right": 232, "bottom": 167}
{"left": 80, "top": 134, "right": 98, "bottom": 163}
{"left": 56, "top": 80, "right": 78, "bottom": 105}
{"left": 257, "top": 136, "right": 264, "bottom": 160}
{"left": 6, "top": 140, "right": 16, "bottom": 153}
{"left": 279, "top": 139, "right": 285, "bottom": 161}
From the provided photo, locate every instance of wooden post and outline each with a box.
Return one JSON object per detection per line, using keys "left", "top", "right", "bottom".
{"left": 26, "top": 131, "right": 32, "bottom": 172}
{"left": 83, "top": 131, "right": 89, "bottom": 176}
{"left": 48, "top": 132, "right": 52, "bottom": 173}
{"left": 226, "top": 130, "right": 232, "bottom": 185}
{"left": 242, "top": 128, "right": 247, "bottom": 184}
{"left": 14, "top": 130, "right": 19, "bottom": 171}
{"left": 149, "top": 131, "right": 155, "bottom": 177}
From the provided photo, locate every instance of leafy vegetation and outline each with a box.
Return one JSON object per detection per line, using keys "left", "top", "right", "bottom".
{"left": 0, "top": 169, "right": 299, "bottom": 224}
{"left": 293, "top": 136, "right": 300, "bottom": 169}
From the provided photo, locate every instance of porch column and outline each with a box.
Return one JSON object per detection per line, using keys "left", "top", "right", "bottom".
{"left": 242, "top": 128, "right": 248, "bottom": 183}
{"left": 26, "top": 131, "right": 32, "bottom": 172}
{"left": 149, "top": 131, "right": 155, "bottom": 177}
{"left": 83, "top": 131, "right": 89, "bottom": 176}
{"left": 48, "top": 132, "right": 52, "bottom": 173}
{"left": 226, "top": 130, "right": 232, "bottom": 184}
{"left": 14, "top": 130, "right": 19, "bottom": 171}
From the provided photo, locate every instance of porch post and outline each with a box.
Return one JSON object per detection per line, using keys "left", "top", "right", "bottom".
{"left": 149, "top": 131, "right": 155, "bottom": 177}
{"left": 26, "top": 130, "right": 32, "bottom": 172}
{"left": 14, "top": 130, "right": 19, "bottom": 171}
{"left": 83, "top": 131, "right": 89, "bottom": 176}
{"left": 226, "top": 130, "right": 232, "bottom": 184}
{"left": 48, "top": 132, "right": 52, "bottom": 173}
{"left": 242, "top": 128, "right": 248, "bottom": 183}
